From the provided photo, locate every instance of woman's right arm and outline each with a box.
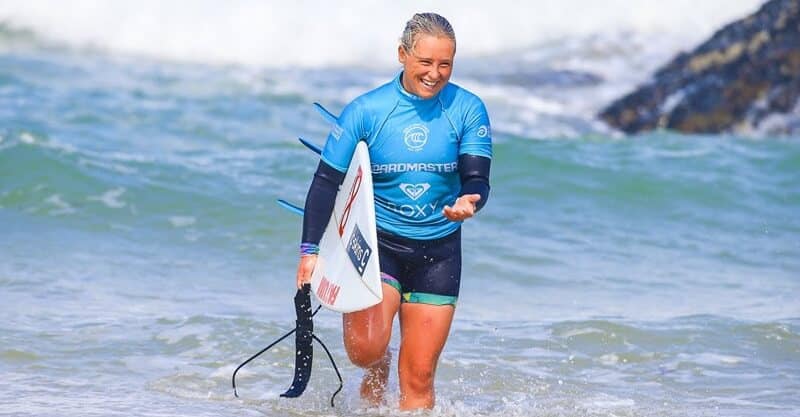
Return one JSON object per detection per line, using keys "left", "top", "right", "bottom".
{"left": 295, "top": 160, "right": 345, "bottom": 288}
{"left": 295, "top": 99, "right": 366, "bottom": 288}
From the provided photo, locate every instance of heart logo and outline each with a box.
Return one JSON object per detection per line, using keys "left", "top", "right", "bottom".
{"left": 400, "top": 183, "right": 430, "bottom": 201}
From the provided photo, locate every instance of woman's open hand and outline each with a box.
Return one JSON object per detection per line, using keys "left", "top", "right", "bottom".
{"left": 442, "top": 194, "right": 481, "bottom": 222}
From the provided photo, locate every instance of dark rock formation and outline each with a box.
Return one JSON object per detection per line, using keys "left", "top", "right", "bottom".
{"left": 599, "top": 0, "right": 800, "bottom": 135}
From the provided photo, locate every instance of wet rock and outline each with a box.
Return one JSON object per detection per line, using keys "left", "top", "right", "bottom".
{"left": 599, "top": 0, "right": 800, "bottom": 135}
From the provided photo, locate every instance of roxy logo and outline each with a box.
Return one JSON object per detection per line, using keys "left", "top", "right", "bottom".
{"left": 400, "top": 183, "right": 430, "bottom": 201}
{"left": 387, "top": 201, "right": 440, "bottom": 219}
{"left": 403, "top": 124, "right": 428, "bottom": 151}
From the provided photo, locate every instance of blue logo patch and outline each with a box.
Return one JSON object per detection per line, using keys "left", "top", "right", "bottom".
{"left": 347, "top": 225, "right": 372, "bottom": 276}
{"left": 403, "top": 123, "right": 428, "bottom": 151}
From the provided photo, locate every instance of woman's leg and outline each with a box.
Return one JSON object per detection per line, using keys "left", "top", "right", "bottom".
{"left": 342, "top": 282, "right": 401, "bottom": 405}
{"left": 397, "top": 303, "right": 455, "bottom": 410}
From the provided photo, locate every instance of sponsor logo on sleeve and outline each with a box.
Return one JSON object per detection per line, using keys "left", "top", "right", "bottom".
{"left": 477, "top": 125, "right": 490, "bottom": 138}
{"left": 403, "top": 124, "right": 429, "bottom": 152}
{"left": 331, "top": 124, "right": 344, "bottom": 140}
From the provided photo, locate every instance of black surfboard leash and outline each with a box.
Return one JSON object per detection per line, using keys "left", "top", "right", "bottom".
{"left": 232, "top": 284, "right": 343, "bottom": 407}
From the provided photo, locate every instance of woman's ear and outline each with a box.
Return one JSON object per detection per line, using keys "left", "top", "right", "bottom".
{"left": 398, "top": 45, "right": 408, "bottom": 65}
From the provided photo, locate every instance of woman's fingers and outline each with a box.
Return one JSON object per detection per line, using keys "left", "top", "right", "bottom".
{"left": 442, "top": 194, "right": 480, "bottom": 221}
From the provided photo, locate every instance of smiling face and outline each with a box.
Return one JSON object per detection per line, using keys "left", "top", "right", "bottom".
{"left": 398, "top": 34, "right": 456, "bottom": 99}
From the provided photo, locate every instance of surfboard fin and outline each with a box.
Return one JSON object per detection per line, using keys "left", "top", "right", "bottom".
{"left": 231, "top": 284, "right": 344, "bottom": 407}
{"left": 277, "top": 199, "right": 305, "bottom": 216}
{"left": 298, "top": 137, "right": 322, "bottom": 155}
{"left": 313, "top": 102, "right": 339, "bottom": 124}
{"left": 297, "top": 102, "right": 339, "bottom": 155}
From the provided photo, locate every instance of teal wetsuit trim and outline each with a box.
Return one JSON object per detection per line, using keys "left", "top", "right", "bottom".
{"left": 380, "top": 273, "right": 458, "bottom": 306}
{"left": 403, "top": 292, "right": 458, "bottom": 306}
{"left": 380, "top": 272, "right": 402, "bottom": 292}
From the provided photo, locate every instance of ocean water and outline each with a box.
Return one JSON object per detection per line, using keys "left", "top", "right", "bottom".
{"left": 1, "top": 2, "right": 799, "bottom": 416}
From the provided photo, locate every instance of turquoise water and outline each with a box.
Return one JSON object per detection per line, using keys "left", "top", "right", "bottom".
{"left": 2, "top": 32, "right": 800, "bottom": 417}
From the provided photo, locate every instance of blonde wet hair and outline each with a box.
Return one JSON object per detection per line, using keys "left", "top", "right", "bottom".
{"left": 400, "top": 13, "right": 456, "bottom": 53}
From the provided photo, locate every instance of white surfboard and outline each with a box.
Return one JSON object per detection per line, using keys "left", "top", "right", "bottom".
{"left": 310, "top": 141, "right": 382, "bottom": 312}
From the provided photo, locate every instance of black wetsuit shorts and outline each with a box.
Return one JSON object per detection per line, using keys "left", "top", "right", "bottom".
{"left": 377, "top": 228, "right": 461, "bottom": 306}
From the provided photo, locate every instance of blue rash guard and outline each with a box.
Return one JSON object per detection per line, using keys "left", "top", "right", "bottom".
{"left": 321, "top": 72, "right": 492, "bottom": 240}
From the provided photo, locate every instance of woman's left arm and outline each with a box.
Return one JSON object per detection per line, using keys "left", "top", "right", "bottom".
{"left": 443, "top": 154, "right": 491, "bottom": 221}
{"left": 443, "top": 94, "right": 492, "bottom": 222}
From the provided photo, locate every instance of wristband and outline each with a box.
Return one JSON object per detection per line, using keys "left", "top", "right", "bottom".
{"left": 300, "top": 243, "right": 320, "bottom": 256}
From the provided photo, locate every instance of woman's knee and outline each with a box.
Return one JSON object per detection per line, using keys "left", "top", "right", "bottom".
{"left": 341, "top": 290, "right": 399, "bottom": 368}
{"left": 342, "top": 319, "right": 391, "bottom": 367}
{"left": 344, "top": 335, "right": 389, "bottom": 367}
{"left": 399, "top": 357, "right": 436, "bottom": 393}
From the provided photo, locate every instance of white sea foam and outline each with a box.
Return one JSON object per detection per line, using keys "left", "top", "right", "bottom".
{"left": 753, "top": 97, "right": 800, "bottom": 136}
{"left": 44, "top": 194, "right": 75, "bottom": 215}
{"left": 87, "top": 187, "right": 127, "bottom": 209}
{"left": 169, "top": 216, "right": 196, "bottom": 228}
{"left": 19, "top": 131, "right": 36, "bottom": 144}
{"left": 584, "top": 394, "right": 636, "bottom": 409}
{"left": 0, "top": 0, "right": 765, "bottom": 68}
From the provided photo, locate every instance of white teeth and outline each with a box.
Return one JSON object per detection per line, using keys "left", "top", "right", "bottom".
{"left": 422, "top": 80, "right": 436, "bottom": 87}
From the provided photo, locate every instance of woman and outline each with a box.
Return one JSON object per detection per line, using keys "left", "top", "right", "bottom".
{"left": 295, "top": 12, "right": 492, "bottom": 410}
